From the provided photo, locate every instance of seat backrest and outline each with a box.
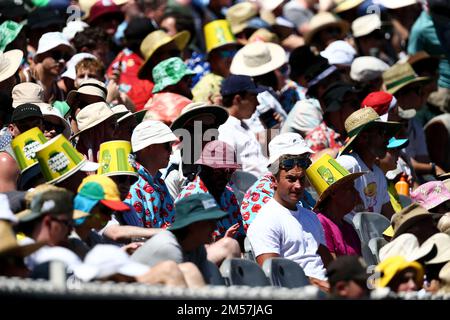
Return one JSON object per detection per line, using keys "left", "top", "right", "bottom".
{"left": 367, "top": 237, "right": 388, "bottom": 264}
{"left": 203, "top": 260, "right": 226, "bottom": 285}
{"left": 219, "top": 258, "right": 270, "bottom": 286}
{"left": 352, "top": 212, "right": 391, "bottom": 244}
{"left": 262, "top": 258, "right": 309, "bottom": 288}
{"left": 243, "top": 237, "right": 256, "bottom": 262}
{"left": 230, "top": 170, "right": 258, "bottom": 193}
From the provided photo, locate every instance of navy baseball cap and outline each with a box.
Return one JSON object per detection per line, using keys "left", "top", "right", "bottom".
{"left": 220, "top": 75, "right": 265, "bottom": 97}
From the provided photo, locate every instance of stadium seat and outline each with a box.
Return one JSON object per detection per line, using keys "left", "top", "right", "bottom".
{"left": 262, "top": 257, "right": 309, "bottom": 288}
{"left": 243, "top": 236, "right": 256, "bottom": 262}
{"left": 230, "top": 170, "right": 258, "bottom": 205}
{"left": 203, "top": 260, "right": 226, "bottom": 285}
{"left": 219, "top": 258, "right": 270, "bottom": 286}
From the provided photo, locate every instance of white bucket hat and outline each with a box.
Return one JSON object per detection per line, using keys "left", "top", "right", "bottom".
{"left": 352, "top": 14, "right": 382, "bottom": 38}
{"left": 61, "top": 53, "right": 97, "bottom": 80}
{"left": 11, "top": 83, "right": 71, "bottom": 138}
{"left": 230, "top": 41, "right": 287, "bottom": 77}
{"left": 34, "top": 32, "right": 75, "bottom": 63}
{"left": 73, "top": 244, "right": 149, "bottom": 282}
{"left": 350, "top": 56, "right": 389, "bottom": 82}
{"left": 72, "top": 102, "right": 116, "bottom": 139}
{"left": 0, "top": 49, "right": 23, "bottom": 83}
{"left": 268, "top": 132, "right": 314, "bottom": 165}
{"left": 131, "top": 120, "right": 177, "bottom": 153}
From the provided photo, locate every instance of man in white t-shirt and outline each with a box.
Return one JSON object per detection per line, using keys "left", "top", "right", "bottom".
{"left": 337, "top": 107, "right": 401, "bottom": 219}
{"left": 247, "top": 133, "right": 332, "bottom": 291}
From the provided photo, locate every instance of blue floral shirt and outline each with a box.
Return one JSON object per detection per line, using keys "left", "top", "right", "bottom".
{"left": 176, "top": 176, "right": 245, "bottom": 239}
{"left": 124, "top": 162, "right": 175, "bottom": 229}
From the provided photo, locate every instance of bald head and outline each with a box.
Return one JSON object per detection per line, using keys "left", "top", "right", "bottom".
{"left": 0, "top": 152, "right": 20, "bottom": 192}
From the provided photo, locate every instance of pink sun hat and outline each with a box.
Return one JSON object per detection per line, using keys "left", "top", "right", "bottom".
{"left": 411, "top": 181, "right": 450, "bottom": 211}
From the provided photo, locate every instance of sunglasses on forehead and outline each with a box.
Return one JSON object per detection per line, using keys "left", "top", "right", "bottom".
{"left": 279, "top": 157, "right": 312, "bottom": 170}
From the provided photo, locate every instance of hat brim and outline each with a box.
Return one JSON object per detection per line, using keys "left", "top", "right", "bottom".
{"left": 100, "top": 199, "right": 129, "bottom": 212}
{"left": 393, "top": 214, "right": 431, "bottom": 238}
{"left": 339, "top": 120, "right": 402, "bottom": 155}
{"left": 398, "top": 107, "right": 417, "bottom": 120}
{"left": 230, "top": 43, "right": 287, "bottom": 77}
{"left": 16, "top": 209, "right": 41, "bottom": 223}
{"left": 168, "top": 208, "right": 228, "bottom": 231}
{"left": 1, "top": 241, "right": 45, "bottom": 258}
{"left": 70, "top": 112, "right": 117, "bottom": 140}
{"left": 0, "top": 49, "right": 23, "bottom": 83}
{"left": 35, "top": 44, "right": 74, "bottom": 63}
{"left": 170, "top": 105, "right": 229, "bottom": 131}
{"left": 47, "top": 157, "right": 90, "bottom": 185}
{"left": 137, "top": 30, "right": 191, "bottom": 80}
{"left": 387, "top": 137, "right": 409, "bottom": 149}
{"left": 386, "top": 76, "right": 431, "bottom": 95}
{"left": 152, "top": 70, "right": 196, "bottom": 94}
{"left": 133, "top": 110, "right": 147, "bottom": 124}
{"left": 17, "top": 163, "right": 43, "bottom": 190}
{"left": 304, "top": 20, "right": 350, "bottom": 45}
{"left": 73, "top": 209, "right": 90, "bottom": 220}
{"left": 313, "top": 172, "right": 366, "bottom": 210}
{"left": 437, "top": 173, "right": 450, "bottom": 181}
{"left": 333, "top": 0, "right": 364, "bottom": 13}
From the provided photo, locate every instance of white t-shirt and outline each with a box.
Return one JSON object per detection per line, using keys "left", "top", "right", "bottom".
{"left": 337, "top": 153, "right": 390, "bottom": 214}
{"left": 218, "top": 116, "right": 268, "bottom": 178}
{"left": 247, "top": 198, "right": 327, "bottom": 280}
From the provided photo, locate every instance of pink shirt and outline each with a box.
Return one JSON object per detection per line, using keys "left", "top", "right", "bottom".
{"left": 316, "top": 213, "right": 361, "bottom": 256}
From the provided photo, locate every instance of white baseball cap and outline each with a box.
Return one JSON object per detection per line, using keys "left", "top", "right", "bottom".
{"left": 351, "top": 14, "right": 382, "bottom": 38}
{"left": 73, "top": 244, "right": 149, "bottom": 282}
{"left": 350, "top": 56, "right": 389, "bottom": 82}
{"left": 131, "top": 120, "right": 177, "bottom": 152}
{"left": 320, "top": 40, "right": 357, "bottom": 66}
{"left": 268, "top": 132, "right": 314, "bottom": 165}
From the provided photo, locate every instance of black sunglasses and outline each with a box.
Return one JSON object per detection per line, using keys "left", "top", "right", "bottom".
{"left": 44, "top": 121, "right": 65, "bottom": 134}
{"left": 280, "top": 157, "right": 312, "bottom": 170}
{"left": 51, "top": 50, "right": 71, "bottom": 62}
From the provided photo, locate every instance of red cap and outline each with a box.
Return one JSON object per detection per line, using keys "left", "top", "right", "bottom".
{"left": 87, "top": 1, "right": 123, "bottom": 24}
{"left": 361, "top": 91, "right": 394, "bottom": 117}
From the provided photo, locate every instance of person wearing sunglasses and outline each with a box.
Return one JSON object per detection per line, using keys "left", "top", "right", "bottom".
{"left": 247, "top": 132, "right": 332, "bottom": 293}
{"left": 31, "top": 32, "right": 74, "bottom": 104}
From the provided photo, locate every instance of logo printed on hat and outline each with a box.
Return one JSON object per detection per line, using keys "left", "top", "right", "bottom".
{"left": 204, "top": 20, "right": 236, "bottom": 54}
{"left": 97, "top": 140, "right": 138, "bottom": 177}
{"left": 202, "top": 199, "right": 216, "bottom": 210}
{"left": 11, "top": 127, "right": 48, "bottom": 173}
{"left": 48, "top": 151, "right": 70, "bottom": 174}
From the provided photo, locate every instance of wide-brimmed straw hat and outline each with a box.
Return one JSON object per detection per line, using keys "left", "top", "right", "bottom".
{"left": 0, "top": 49, "right": 22, "bottom": 83}
{"left": 306, "top": 154, "right": 365, "bottom": 210}
{"left": 340, "top": 107, "right": 401, "bottom": 155}
{"left": 230, "top": 41, "right": 286, "bottom": 77}
{"left": 137, "top": 30, "right": 190, "bottom": 80}
{"left": 304, "top": 12, "right": 349, "bottom": 45}
{"left": 383, "top": 62, "right": 431, "bottom": 94}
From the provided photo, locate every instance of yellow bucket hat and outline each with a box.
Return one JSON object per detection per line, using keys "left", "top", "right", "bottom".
{"left": 375, "top": 256, "right": 424, "bottom": 288}
{"left": 137, "top": 30, "right": 190, "bottom": 80}
{"left": 11, "top": 127, "right": 48, "bottom": 173}
{"left": 204, "top": 20, "right": 237, "bottom": 54}
{"left": 35, "top": 134, "right": 99, "bottom": 184}
{"left": 97, "top": 140, "right": 138, "bottom": 179}
{"left": 306, "top": 154, "right": 365, "bottom": 210}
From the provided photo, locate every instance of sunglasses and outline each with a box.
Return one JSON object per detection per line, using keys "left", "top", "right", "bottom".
{"left": 50, "top": 216, "right": 74, "bottom": 228}
{"left": 44, "top": 121, "right": 65, "bottom": 134}
{"left": 50, "top": 50, "right": 71, "bottom": 62}
{"left": 279, "top": 157, "right": 312, "bottom": 170}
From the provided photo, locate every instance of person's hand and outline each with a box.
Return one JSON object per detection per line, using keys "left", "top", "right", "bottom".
{"left": 225, "top": 223, "right": 240, "bottom": 238}
{"left": 106, "top": 79, "right": 120, "bottom": 103}
{"left": 121, "top": 242, "right": 144, "bottom": 255}
{"left": 309, "top": 277, "right": 330, "bottom": 293}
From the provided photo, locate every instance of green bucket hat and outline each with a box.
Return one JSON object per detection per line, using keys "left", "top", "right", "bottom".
{"left": 169, "top": 193, "right": 228, "bottom": 231}
{"left": 0, "top": 20, "right": 23, "bottom": 52}
{"left": 152, "top": 57, "right": 196, "bottom": 94}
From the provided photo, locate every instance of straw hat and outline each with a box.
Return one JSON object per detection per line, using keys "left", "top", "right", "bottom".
{"left": 170, "top": 102, "right": 229, "bottom": 132}
{"left": 204, "top": 20, "right": 237, "bottom": 54}
{"left": 340, "top": 107, "right": 401, "bottom": 155}
{"left": 226, "top": 1, "right": 258, "bottom": 34}
{"left": 304, "top": 12, "right": 349, "bottom": 45}
{"left": 0, "top": 220, "right": 44, "bottom": 257}
{"left": 35, "top": 134, "right": 99, "bottom": 184}
{"left": 72, "top": 102, "right": 116, "bottom": 139}
{"left": 0, "top": 49, "right": 22, "bottom": 83}
{"left": 383, "top": 62, "right": 430, "bottom": 94}
{"left": 137, "top": 30, "right": 190, "bottom": 79}
{"left": 12, "top": 83, "right": 71, "bottom": 138}
{"left": 306, "top": 154, "right": 365, "bottom": 210}
{"left": 230, "top": 41, "right": 286, "bottom": 77}
{"left": 351, "top": 14, "right": 382, "bottom": 38}
{"left": 97, "top": 140, "right": 138, "bottom": 179}
{"left": 333, "top": 0, "right": 364, "bottom": 13}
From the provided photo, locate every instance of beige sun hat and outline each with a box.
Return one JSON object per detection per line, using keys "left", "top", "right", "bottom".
{"left": 226, "top": 1, "right": 258, "bottom": 34}
{"left": 137, "top": 30, "right": 190, "bottom": 80}
{"left": 0, "top": 49, "right": 23, "bottom": 83}
{"left": 72, "top": 102, "right": 116, "bottom": 139}
{"left": 352, "top": 14, "right": 382, "bottom": 38}
{"left": 230, "top": 41, "right": 286, "bottom": 77}
{"left": 304, "top": 12, "right": 349, "bottom": 45}
{"left": 11, "top": 83, "right": 71, "bottom": 139}
{"left": 373, "top": 0, "right": 417, "bottom": 9}
{"left": 421, "top": 233, "right": 450, "bottom": 265}
{"left": 333, "top": 0, "right": 364, "bottom": 13}
{"left": 339, "top": 107, "right": 401, "bottom": 155}
{"left": 391, "top": 203, "right": 433, "bottom": 237}
{"left": 383, "top": 62, "right": 431, "bottom": 94}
